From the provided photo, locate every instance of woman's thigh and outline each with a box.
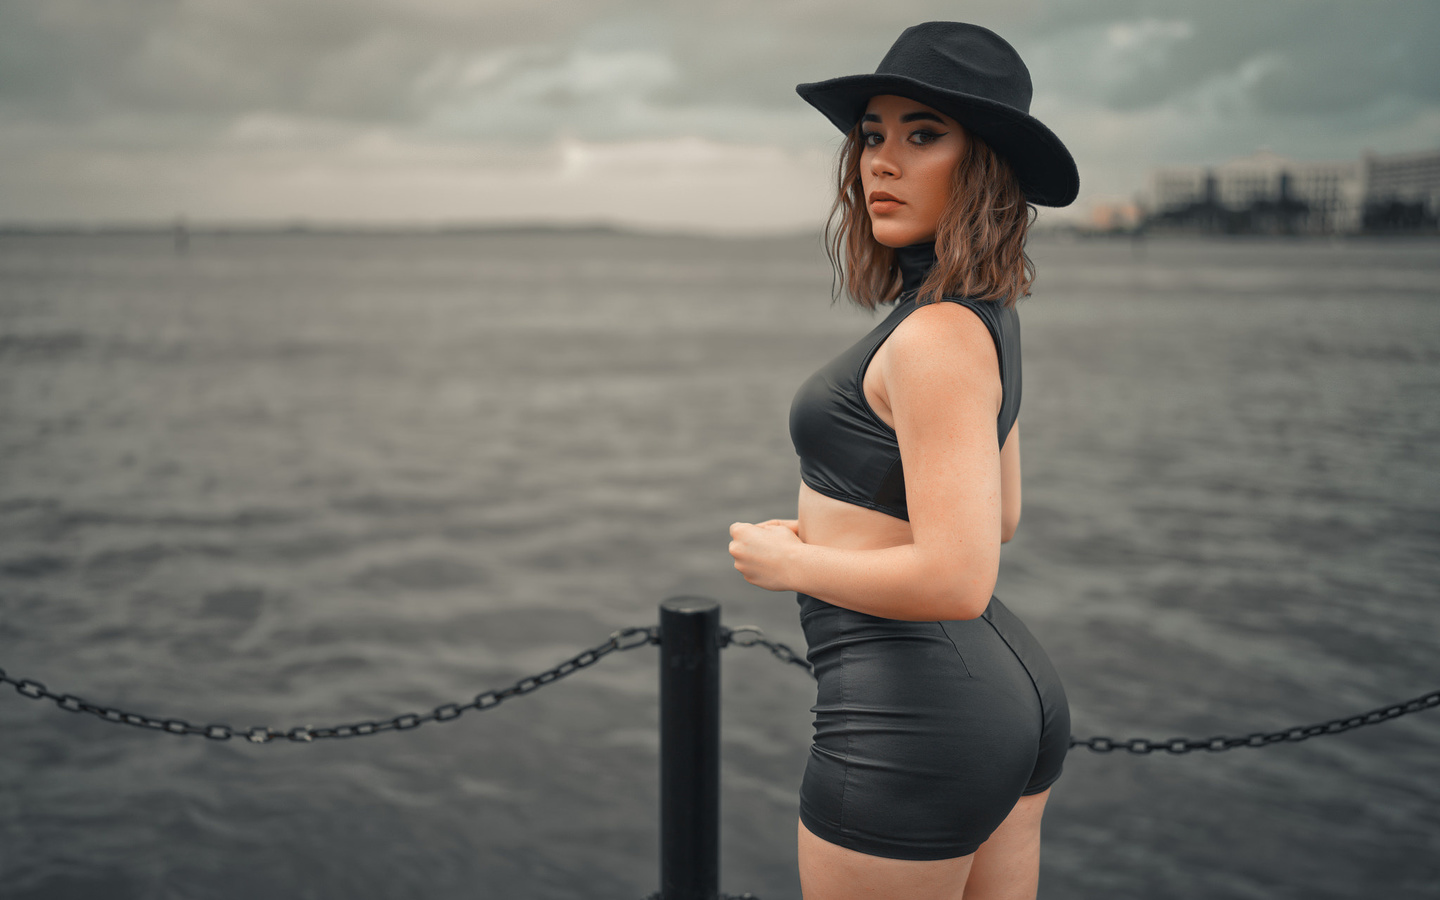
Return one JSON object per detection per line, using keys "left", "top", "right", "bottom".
{"left": 963, "top": 787, "right": 1051, "bottom": 900}
{"left": 795, "top": 789, "right": 1052, "bottom": 900}
{"left": 798, "top": 815, "right": 973, "bottom": 900}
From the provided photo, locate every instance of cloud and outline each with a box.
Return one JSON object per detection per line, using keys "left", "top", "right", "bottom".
{"left": 0, "top": 0, "right": 1035, "bottom": 137}
{"left": 1, "top": 0, "right": 1437, "bottom": 228}
{"left": 1021, "top": 17, "right": 1197, "bottom": 107}
{"left": 0, "top": 0, "right": 629, "bottom": 124}
{"left": 1016, "top": 2, "right": 1440, "bottom": 211}
{"left": 424, "top": 45, "right": 684, "bottom": 141}
{"left": 1030, "top": 0, "right": 1440, "bottom": 115}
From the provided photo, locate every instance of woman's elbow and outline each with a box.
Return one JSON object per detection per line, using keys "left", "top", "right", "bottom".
{"left": 1000, "top": 463, "right": 1022, "bottom": 541}
{"left": 1000, "top": 509, "right": 1020, "bottom": 544}
{"left": 926, "top": 563, "right": 996, "bottom": 621}
{"left": 908, "top": 537, "right": 998, "bottom": 619}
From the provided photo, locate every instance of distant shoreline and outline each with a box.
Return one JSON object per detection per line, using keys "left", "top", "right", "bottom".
{"left": 0, "top": 220, "right": 818, "bottom": 241}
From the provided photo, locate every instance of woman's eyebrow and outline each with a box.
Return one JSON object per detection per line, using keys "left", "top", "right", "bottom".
{"left": 861, "top": 111, "right": 947, "bottom": 124}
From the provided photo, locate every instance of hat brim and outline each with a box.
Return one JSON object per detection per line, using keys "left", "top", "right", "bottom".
{"left": 796, "top": 73, "right": 1079, "bottom": 208}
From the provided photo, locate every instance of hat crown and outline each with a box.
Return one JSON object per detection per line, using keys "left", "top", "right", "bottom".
{"left": 874, "top": 22, "right": 1032, "bottom": 114}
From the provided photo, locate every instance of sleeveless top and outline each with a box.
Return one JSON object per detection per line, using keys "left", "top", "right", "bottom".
{"left": 788, "top": 241, "right": 1022, "bottom": 522}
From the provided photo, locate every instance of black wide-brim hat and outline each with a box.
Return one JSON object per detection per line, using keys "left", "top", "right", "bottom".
{"left": 796, "top": 21, "right": 1079, "bottom": 207}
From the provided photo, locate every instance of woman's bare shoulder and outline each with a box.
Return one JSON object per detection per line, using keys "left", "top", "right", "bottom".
{"left": 881, "top": 299, "right": 999, "bottom": 381}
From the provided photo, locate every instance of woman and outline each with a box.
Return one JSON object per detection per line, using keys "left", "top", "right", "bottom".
{"left": 727, "top": 22, "right": 1077, "bottom": 900}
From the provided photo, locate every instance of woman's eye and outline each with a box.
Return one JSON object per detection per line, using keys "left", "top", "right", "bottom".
{"left": 862, "top": 129, "right": 945, "bottom": 147}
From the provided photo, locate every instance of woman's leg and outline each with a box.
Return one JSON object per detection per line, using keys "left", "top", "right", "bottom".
{"left": 960, "top": 788, "right": 1052, "bottom": 900}
{"left": 797, "top": 816, "right": 974, "bottom": 900}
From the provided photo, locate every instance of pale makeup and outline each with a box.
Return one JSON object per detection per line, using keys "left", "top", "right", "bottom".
{"left": 859, "top": 94, "right": 968, "bottom": 248}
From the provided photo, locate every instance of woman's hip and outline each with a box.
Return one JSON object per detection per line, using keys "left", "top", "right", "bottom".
{"left": 796, "top": 591, "right": 1051, "bottom": 678}
{"left": 794, "top": 591, "right": 1062, "bottom": 745}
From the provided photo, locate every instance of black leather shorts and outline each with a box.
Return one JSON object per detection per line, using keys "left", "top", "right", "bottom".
{"left": 796, "top": 592, "right": 1071, "bottom": 860}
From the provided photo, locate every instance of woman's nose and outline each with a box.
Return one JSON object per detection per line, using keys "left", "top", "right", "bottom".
{"left": 864, "top": 149, "right": 898, "bottom": 179}
{"left": 869, "top": 144, "right": 899, "bottom": 178}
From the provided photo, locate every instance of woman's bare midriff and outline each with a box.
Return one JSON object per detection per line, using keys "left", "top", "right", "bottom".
{"left": 796, "top": 481, "right": 914, "bottom": 552}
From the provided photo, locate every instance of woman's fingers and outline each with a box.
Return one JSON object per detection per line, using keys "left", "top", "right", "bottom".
{"left": 757, "top": 518, "right": 801, "bottom": 534}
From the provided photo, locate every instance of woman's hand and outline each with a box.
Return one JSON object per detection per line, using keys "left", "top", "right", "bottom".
{"left": 728, "top": 519, "right": 803, "bottom": 591}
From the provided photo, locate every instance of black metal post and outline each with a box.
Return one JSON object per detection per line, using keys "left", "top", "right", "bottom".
{"left": 659, "top": 596, "right": 721, "bottom": 900}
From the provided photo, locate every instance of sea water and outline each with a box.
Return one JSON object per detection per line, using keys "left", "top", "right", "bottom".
{"left": 2, "top": 230, "right": 1437, "bottom": 899}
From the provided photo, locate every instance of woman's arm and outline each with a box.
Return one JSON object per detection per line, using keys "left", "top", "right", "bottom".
{"left": 1000, "top": 420, "right": 1021, "bottom": 543}
{"left": 729, "top": 302, "right": 1003, "bottom": 621}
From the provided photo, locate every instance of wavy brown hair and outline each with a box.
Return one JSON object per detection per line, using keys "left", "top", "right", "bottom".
{"left": 824, "top": 123, "right": 1037, "bottom": 310}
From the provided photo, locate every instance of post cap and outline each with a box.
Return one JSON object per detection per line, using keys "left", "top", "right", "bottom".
{"left": 660, "top": 596, "right": 720, "bottom": 615}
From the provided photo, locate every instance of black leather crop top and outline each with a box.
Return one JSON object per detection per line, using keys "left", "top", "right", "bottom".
{"left": 788, "top": 241, "right": 1022, "bottom": 522}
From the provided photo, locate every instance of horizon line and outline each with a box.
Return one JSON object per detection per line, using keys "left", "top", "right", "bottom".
{"left": 0, "top": 218, "right": 1104, "bottom": 239}
{"left": 0, "top": 219, "right": 827, "bottom": 241}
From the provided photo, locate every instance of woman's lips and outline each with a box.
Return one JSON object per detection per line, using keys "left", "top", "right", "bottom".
{"left": 869, "top": 191, "right": 904, "bottom": 213}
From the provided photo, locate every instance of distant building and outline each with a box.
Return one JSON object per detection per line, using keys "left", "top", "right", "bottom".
{"left": 1142, "top": 147, "right": 1440, "bottom": 234}
{"left": 1362, "top": 148, "right": 1440, "bottom": 233}
{"left": 1087, "top": 200, "right": 1144, "bottom": 233}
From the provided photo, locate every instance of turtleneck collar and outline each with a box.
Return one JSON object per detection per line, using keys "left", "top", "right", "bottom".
{"left": 894, "top": 241, "right": 938, "bottom": 297}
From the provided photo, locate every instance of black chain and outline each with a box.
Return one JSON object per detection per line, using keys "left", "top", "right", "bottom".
{"left": 1067, "top": 689, "right": 1440, "bottom": 754}
{"left": 642, "top": 894, "right": 760, "bottom": 900}
{"left": 720, "top": 625, "right": 815, "bottom": 679}
{"left": 4, "top": 619, "right": 1435, "bottom": 757}
{"left": 0, "top": 625, "right": 659, "bottom": 744}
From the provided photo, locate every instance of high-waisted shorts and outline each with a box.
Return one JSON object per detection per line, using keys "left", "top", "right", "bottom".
{"left": 796, "top": 591, "right": 1071, "bottom": 860}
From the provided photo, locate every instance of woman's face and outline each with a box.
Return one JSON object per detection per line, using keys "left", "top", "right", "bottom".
{"left": 859, "top": 94, "right": 967, "bottom": 247}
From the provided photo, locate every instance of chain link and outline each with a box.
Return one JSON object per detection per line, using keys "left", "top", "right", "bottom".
{"left": 720, "top": 625, "right": 815, "bottom": 680}
{"left": 639, "top": 887, "right": 760, "bottom": 892}
{"left": 1067, "top": 689, "right": 1440, "bottom": 754}
{"left": 0, "top": 625, "right": 659, "bottom": 744}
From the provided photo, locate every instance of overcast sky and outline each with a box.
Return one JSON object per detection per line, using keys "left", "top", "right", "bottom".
{"left": 2, "top": 0, "right": 1437, "bottom": 233}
